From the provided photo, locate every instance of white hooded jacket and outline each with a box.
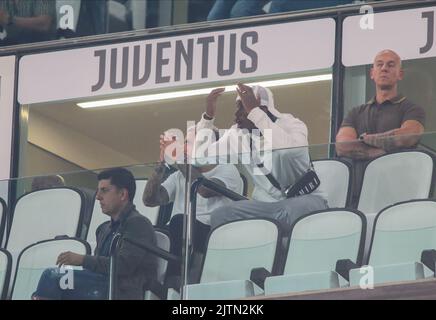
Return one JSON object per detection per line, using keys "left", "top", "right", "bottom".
{"left": 194, "top": 86, "right": 326, "bottom": 202}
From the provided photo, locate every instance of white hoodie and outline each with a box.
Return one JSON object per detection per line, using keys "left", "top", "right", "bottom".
{"left": 194, "top": 86, "right": 326, "bottom": 202}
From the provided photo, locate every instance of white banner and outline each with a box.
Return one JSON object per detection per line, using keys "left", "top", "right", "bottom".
{"left": 343, "top": 6, "right": 436, "bottom": 66}
{"left": 18, "top": 18, "right": 335, "bottom": 104}
{"left": 0, "top": 56, "right": 15, "bottom": 182}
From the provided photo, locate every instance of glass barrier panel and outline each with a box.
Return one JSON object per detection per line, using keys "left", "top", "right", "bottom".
{"left": 1, "top": 132, "right": 435, "bottom": 299}
{"left": 0, "top": 163, "right": 178, "bottom": 300}
{"left": 1, "top": 132, "right": 436, "bottom": 299}
{"left": 182, "top": 132, "right": 436, "bottom": 299}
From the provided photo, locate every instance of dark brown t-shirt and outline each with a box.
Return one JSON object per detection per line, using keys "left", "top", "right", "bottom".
{"left": 341, "top": 95, "right": 426, "bottom": 135}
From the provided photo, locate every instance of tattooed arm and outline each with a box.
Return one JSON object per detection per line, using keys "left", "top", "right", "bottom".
{"left": 336, "top": 126, "right": 386, "bottom": 160}
{"left": 360, "top": 120, "right": 424, "bottom": 152}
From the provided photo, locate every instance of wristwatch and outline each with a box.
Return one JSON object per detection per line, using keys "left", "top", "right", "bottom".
{"left": 155, "top": 162, "right": 172, "bottom": 174}
{"left": 203, "top": 112, "right": 214, "bottom": 120}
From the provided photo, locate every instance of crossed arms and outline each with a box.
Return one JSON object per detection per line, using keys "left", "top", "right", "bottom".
{"left": 336, "top": 120, "right": 424, "bottom": 160}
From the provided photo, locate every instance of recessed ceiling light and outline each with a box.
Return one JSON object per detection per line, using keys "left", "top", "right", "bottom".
{"left": 77, "top": 74, "right": 332, "bottom": 109}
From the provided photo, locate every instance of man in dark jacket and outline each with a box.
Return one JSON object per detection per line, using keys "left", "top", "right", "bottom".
{"left": 32, "top": 167, "right": 157, "bottom": 300}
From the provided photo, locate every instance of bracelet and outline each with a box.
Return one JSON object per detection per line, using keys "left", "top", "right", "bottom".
{"left": 203, "top": 112, "right": 214, "bottom": 120}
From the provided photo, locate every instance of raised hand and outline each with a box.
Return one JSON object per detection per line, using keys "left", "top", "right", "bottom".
{"left": 236, "top": 83, "right": 260, "bottom": 113}
{"left": 159, "top": 134, "right": 176, "bottom": 162}
{"left": 206, "top": 88, "right": 225, "bottom": 118}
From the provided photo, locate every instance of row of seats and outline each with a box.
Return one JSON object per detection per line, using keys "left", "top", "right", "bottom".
{"left": 315, "top": 150, "right": 434, "bottom": 212}
{"left": 177, "top": 200, "right": 436, "bottom": 299}
{"left": 0, "top": 233, "right": 171, "bottom": 300}
{"left": 316, "top": 150, "right": 434, "bottom": 263}
{"left": 0, "top": 238, "right": 90, "bottom": 300}
{"left": 0, "top": 150, "right": 433, "bottom": 299}
{"left": 0, "top": 179, "right": 172, "bottom": 299}
{"left": 168, "top": 150, "right": 435, "bottom": 299}
{"left": 7, "top": 195, "right": 432, "bottom": 301}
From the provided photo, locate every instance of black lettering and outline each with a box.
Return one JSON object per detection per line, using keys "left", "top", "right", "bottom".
{"left": 420, "top": 11, "right": 434, "bottom": 54}
{"left": 156, "top": 42, "right": 171, "bottom": 83}
{"left": 240, "top": 31, "right": 258, "bottom": 73}
{"left": 91, "top": 50, "right": 106, "bottom": 92}
{"left": 217, "top": 34, "right": 236, "bottom": 76}
{"left": 175, "top": 39, "right": 194, "bottom": 81}
{"left": 132, "top": 44, "right": 152, "bottom": 87}
{"left": 110, "top": 47, "right": 129, "bottom": 89}
{"left": 197, "top": 36, "right": 215, "bottom": 78}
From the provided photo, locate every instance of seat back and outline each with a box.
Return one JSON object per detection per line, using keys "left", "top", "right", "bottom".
{"left": 154, "top": 229, "right": 170, "bottom": 284}
{"left": 6, "top": 187, "right": 85, "bottom": 256}
{"left": 283, "top": 209, "right": 365, "bottom": 275}
{"left": 11, "top": 238, "right": 90, "bottom": 300}
{"left": 199, "top": 219, "right": 281, "bottom": 283}
{"left": 358, "top": 151, "right": 434, "bottom": 215}
{"left": 134, "top": 180, "right": 160, "bottom": 225}
{"left": 368, "top": 200, "right": 436, "bottom": 266}
{"left": 313, "top": 159, "right": 351, "bottom": 207}
{"left": 0, "top": 249, "right": 12, "bottom": 300}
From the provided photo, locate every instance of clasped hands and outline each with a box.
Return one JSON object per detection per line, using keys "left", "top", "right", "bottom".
{"left": 206, "top": 82, "right": 260, "bottom": 119}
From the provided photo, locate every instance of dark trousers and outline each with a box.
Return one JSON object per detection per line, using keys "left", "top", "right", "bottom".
{"left": 33, "top": 268, "right": 108, "bottom": 300}
{"left": 166, "top": 214, "right": 211, "bottom": 280}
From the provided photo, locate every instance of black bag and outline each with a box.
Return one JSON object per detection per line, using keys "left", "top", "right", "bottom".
{"left": 283, "top": 169, "right": 320, "bottom": 198}
{"left": 262, "top": 164, "right": 320, "bottom": 199}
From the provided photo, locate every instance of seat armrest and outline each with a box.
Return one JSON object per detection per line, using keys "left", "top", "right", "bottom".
{"left": 148, "top": 279, "right": 168, "bottom": 300}
{"left": 421, "top": 249, "right": 436, "bottom": 272}
{"left": 336, "top": 259, "right": 358, "bottom": 282}
{"left": 250, "top": 267, "right": 272, "bottom": 290}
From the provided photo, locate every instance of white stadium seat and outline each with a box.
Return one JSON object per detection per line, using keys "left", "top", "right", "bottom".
{"left": 11, "top": 238, "right": 90, "bottom": 300}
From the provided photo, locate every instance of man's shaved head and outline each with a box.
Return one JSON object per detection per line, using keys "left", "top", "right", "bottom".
{"left": 373, "top": 49, "right": 402, "bottom": 67}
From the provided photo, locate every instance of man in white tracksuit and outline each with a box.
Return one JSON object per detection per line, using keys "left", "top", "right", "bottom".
{"left": 194, "top": 83, "right": 328, "bottom": 229}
